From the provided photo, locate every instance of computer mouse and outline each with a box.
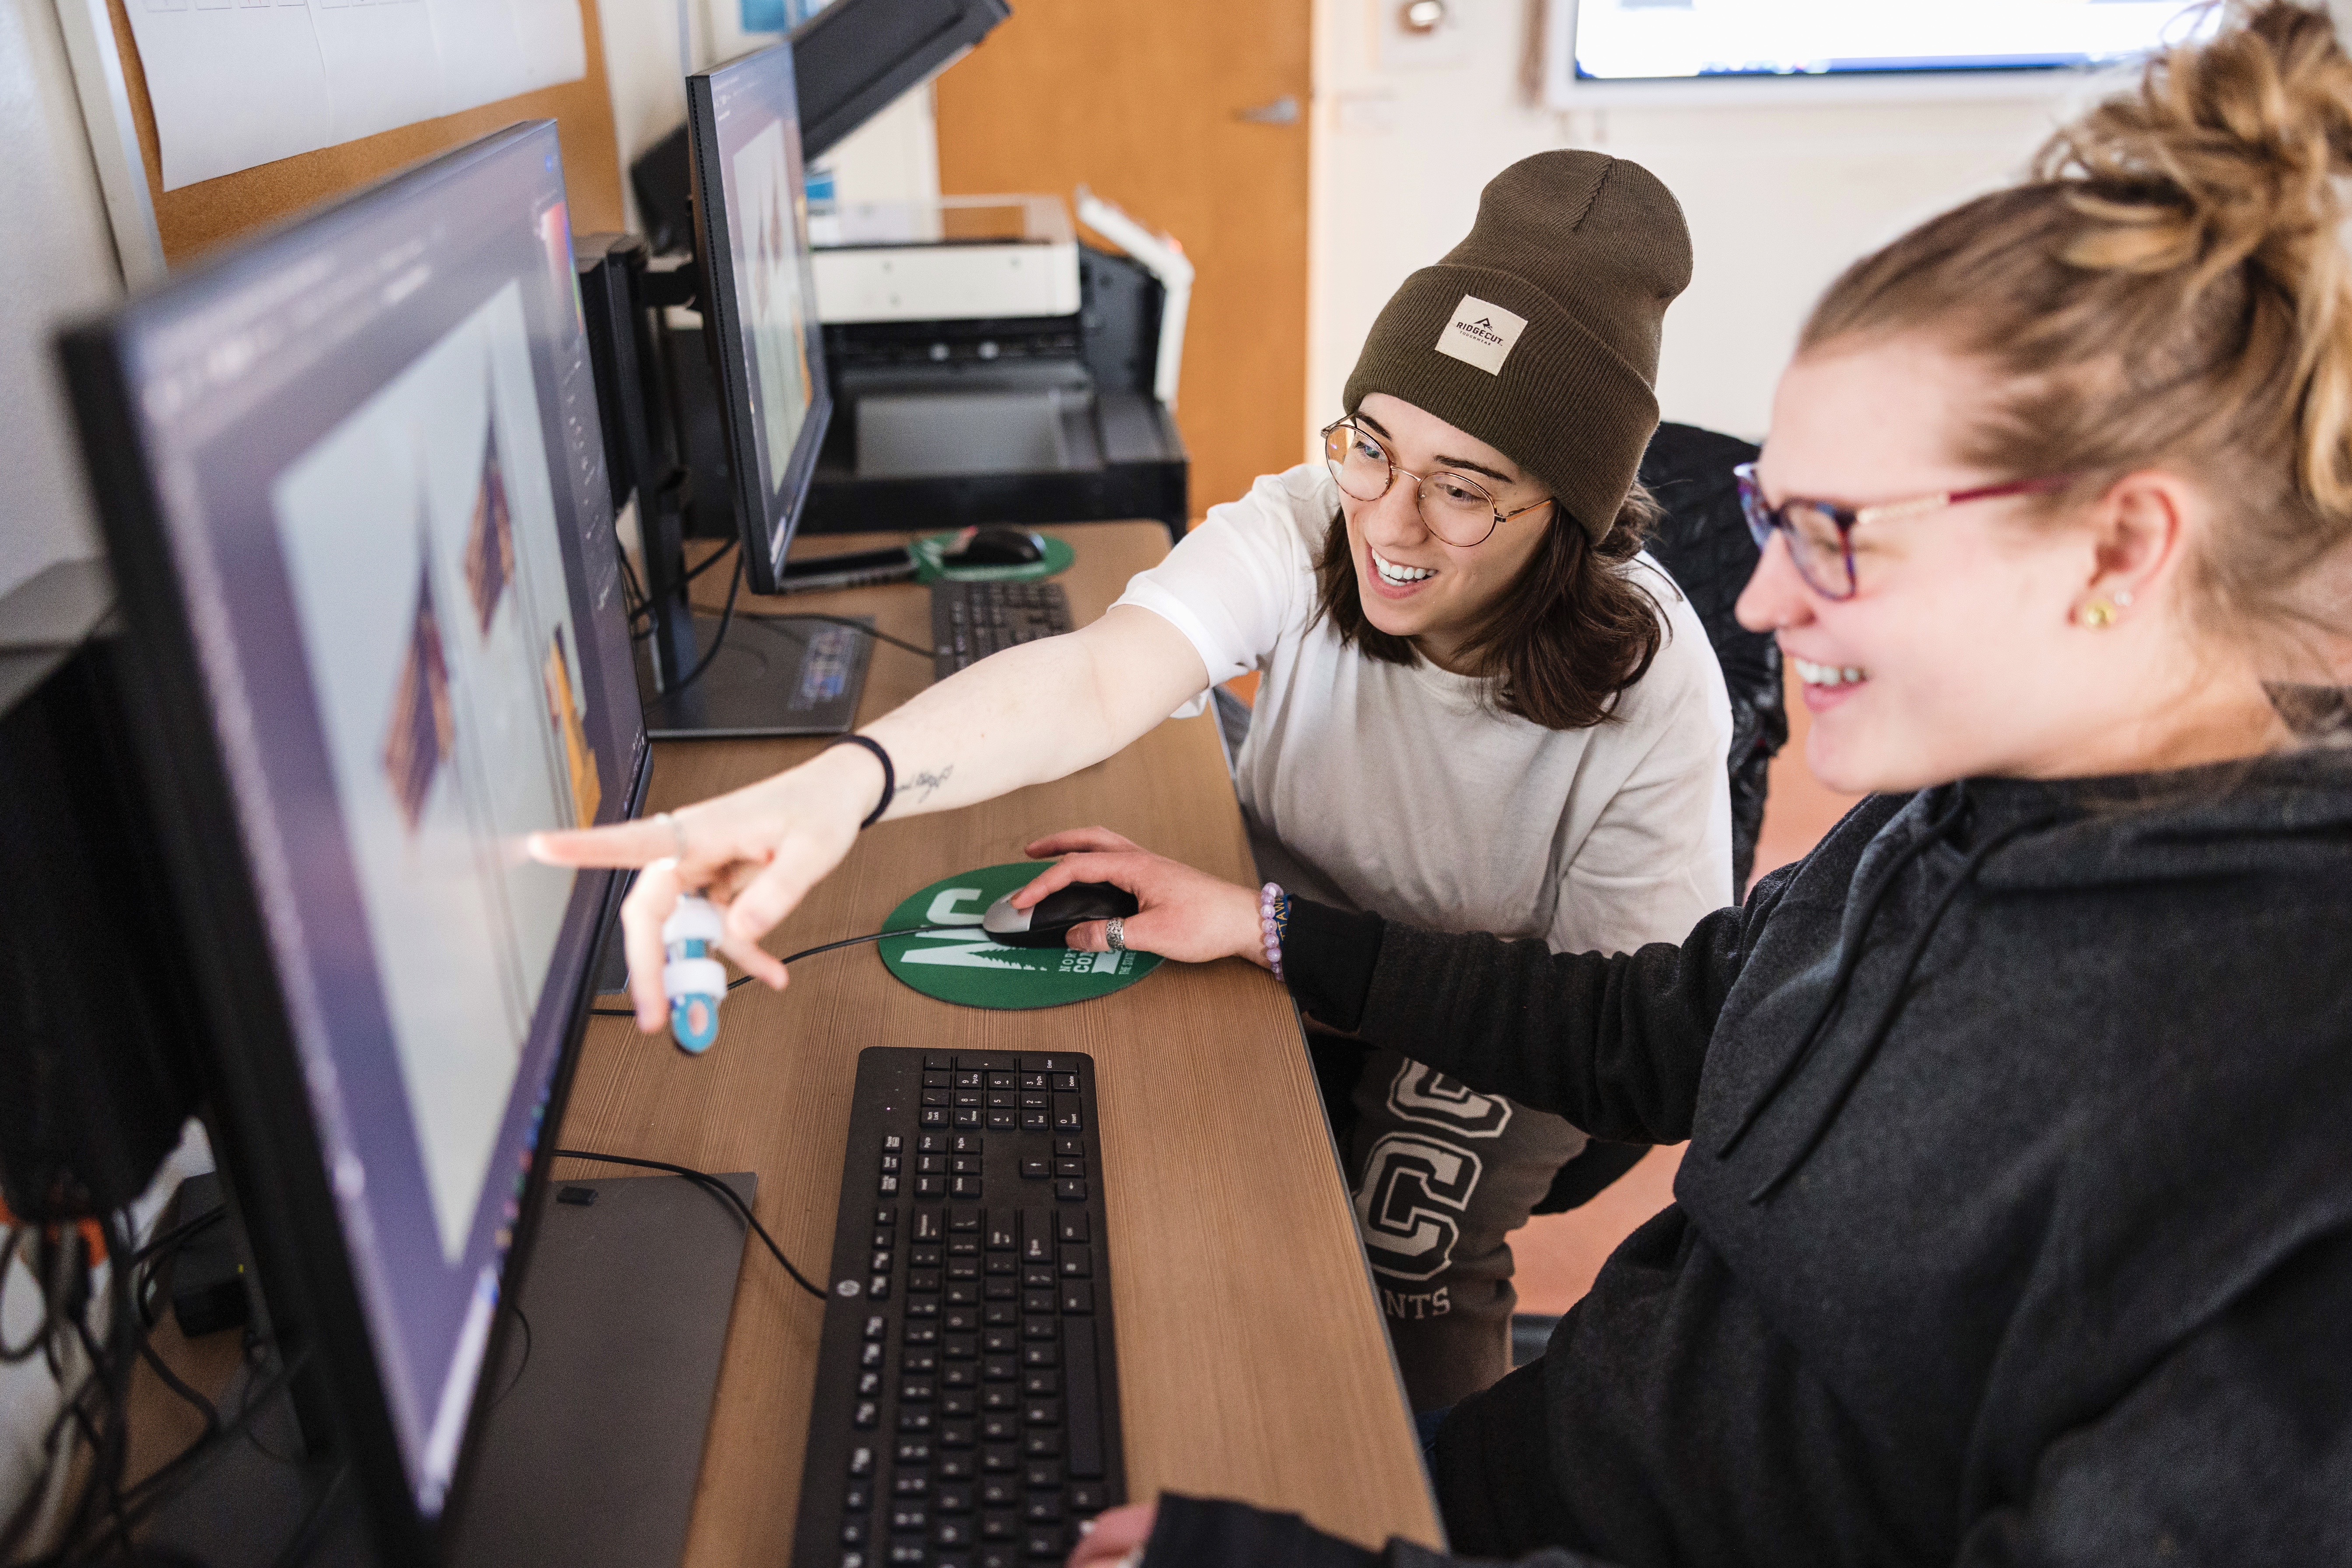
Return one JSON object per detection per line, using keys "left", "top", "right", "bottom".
{"left": 942, "top": 526, "right": 1047, "bottom": 568}
{"left": 981, "top": 881, "right": 1140, "bottom": 948}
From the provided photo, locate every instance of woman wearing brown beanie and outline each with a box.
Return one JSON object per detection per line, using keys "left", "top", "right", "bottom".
{"left": 538, "top": 155, "right": 1736, "bottom": 1408}
{"left": 1042, "top": 3, "right": 2352, "bottom": 1563}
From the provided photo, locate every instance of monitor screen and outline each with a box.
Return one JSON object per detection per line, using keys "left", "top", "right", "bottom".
{"left": 688, "top": 41, "right": 834, "bottom": 595}
{"left": 67, "top": 122, "right": 644, "bottom": 1526}
{"left": 1571, "top": 0, "right": 2206, "bottom": 82}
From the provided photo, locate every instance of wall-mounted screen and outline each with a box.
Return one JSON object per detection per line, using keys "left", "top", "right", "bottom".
{"left": 1555, "top": 0, "right": 2209, "bottom": 93}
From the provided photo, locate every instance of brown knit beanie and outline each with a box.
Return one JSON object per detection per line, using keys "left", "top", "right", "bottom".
{"left": 1341, "top": 151, "right": 1692, "bottom": 542}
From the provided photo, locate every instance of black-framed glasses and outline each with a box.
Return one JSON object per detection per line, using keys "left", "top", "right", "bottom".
{"left": 1734, "top": 461, "right": 2077, "bottom": 600}
{"left": 1322, "top": 420, "right": 1552, "bottom": 548}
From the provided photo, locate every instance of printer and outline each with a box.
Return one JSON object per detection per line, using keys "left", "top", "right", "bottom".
{"left": 663, "top": 190, "right": 1191, "bottom": 539}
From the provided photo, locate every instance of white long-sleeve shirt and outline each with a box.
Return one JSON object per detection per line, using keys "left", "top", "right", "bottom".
{"left": 1117, "top": 463, "right": 1733, "bottom": 956}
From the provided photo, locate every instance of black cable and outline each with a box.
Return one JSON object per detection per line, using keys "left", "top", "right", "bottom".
{"left": 586, "top": 925, "right": 953, "bottom": 1016}
{"left": 660, "top": 550, "right": 743, "bottom": 696}
{"left": 137, "top": 1335, "right": 220, "bottom": 1436}
{"left": 130, "top": 1206, "right": 224, "bottom": 1271}
{"left": 616, "top": 539, "right": 648, "bottom": 614}
{"left": 81, "top": 1346, "right": 316, "bottom": 1556}
{"left": 55, "top": 1213, "right": 138, "bottom": 1565}
{"left": 131, "top": 1205, "right": 227, "bottom": 1330}
{"left": 489, "top": 1306, "right": 532, "bottom": 1413}
{"left": 738, "top": 610, "right": 935, "bottom": 660}
{"left": 628, "top": 537, "right": 740, "bottom": 631}
{"left": 548, "top": 1150, "right": 827, "bottom": 1300}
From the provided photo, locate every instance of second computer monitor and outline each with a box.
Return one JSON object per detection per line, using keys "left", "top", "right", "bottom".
{"left": 687, "top": 41, "right": 833, "bottom": 595}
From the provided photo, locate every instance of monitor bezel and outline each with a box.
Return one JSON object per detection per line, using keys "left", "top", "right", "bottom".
{"left": 56, "top": 119, "right": 648, "bottom": 1564}
{"left": 685, "top": 40, "right": 835, "bottom": 597}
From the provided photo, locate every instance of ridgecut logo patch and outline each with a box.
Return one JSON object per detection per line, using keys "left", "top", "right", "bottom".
{"left": 1435, "top": 295, "right": 1528, "bottom": 375}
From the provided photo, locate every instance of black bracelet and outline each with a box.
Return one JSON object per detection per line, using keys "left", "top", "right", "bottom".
{"left": 825, "top": 734, "right": 894, "bottom": 829}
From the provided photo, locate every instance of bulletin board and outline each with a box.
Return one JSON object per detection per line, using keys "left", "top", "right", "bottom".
{"left": 103, "top": 0, "right": 626, "bottom": 264}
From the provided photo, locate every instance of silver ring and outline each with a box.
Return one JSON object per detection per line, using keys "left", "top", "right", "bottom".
{"left": 1104, "top": 917, "right": 1125, "bottom": 952}
{"left": 656, "top": 810, "right": 688, "bottom": 859}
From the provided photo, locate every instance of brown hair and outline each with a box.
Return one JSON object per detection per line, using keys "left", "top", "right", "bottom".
{"left": 1312, "top": 486, "right": 1666, "bottom": 731}
{"left": 1801, "top": 0, "right": 2352, "bottom": 649}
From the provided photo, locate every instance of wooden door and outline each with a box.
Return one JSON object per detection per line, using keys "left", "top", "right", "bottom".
{"left": 934, "top": 0, "right": 1312, "bottom": 520}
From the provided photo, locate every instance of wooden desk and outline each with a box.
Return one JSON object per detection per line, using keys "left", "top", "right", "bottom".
{"left": 551, "top": 524, "right": 1443, "bottom": 1564}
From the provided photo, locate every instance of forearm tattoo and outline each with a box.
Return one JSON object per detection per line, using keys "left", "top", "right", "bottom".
{"left": 895, "top": 764, "right": 954, "bottom": 805}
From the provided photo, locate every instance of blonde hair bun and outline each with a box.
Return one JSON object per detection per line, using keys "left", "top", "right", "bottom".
{"left": 2044, "top": 2, "right": 2352, "bottom": 294}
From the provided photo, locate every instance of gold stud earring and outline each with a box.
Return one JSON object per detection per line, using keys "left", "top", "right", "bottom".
{"left": 2078, "top": 598, "right": 2117, "bottom": 630}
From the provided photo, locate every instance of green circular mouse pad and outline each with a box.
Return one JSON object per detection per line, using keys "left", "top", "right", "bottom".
{"left": 878, "top": 862, "right": 1161, "bottom": 1011}
{"left": 910, "top": 531, "right": 1076, "bottom": 585}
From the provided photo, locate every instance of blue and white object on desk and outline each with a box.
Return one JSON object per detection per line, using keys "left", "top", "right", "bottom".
{"left": 664, "top": 894, "right": 728, "bottom": 1054}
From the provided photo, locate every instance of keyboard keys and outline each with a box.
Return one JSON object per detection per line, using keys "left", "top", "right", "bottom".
{"left": 808, "top": 1052, "right": 1116, "bottom": 1568}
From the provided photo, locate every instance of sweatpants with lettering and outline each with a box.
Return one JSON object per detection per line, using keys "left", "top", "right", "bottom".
{"left": 1336, "top": 1043, "right": 1589, "bottom": 1412}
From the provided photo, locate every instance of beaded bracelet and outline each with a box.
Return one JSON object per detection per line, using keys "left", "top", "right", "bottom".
{"left": 1259, "top": 882, "right": 1288, "bottom": 982}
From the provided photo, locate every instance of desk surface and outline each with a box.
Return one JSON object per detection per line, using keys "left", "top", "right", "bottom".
{"left": 552, "top": 524, "right": 1442, "bottom": 1564}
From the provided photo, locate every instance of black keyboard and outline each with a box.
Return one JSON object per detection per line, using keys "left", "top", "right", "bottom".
{"left": 930, "top": 580, "right": 1074, "bottom": 681}
{"left": 792, "top": 1048, "right": 1125, "bottom": 1568}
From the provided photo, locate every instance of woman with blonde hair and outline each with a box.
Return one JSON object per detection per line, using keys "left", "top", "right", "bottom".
{"left": 1046, "top": 5, "right": 2352, "bottom": 1561}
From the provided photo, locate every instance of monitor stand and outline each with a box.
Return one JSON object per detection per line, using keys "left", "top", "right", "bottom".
{"left": 635, "top": 606, "right": 874, "bottom": 740}
{"left": 446, "top": 1172, "right": 756, "bottom": 1568}
{"left": 139, "top": 1173, "right": 755, "bottom": 1568}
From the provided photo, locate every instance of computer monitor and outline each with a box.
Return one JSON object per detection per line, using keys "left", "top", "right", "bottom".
{"left": 791, "top": 0, "right": 1010, "bottom": 162}
{"left": 687, "top": 41, "right": 833, "bottom": 597}
{"left": 58, "top": 121, "right": 648, "bottom": 1560}
{"left": 616, "top": 38, "right": 875, "bottom": 741}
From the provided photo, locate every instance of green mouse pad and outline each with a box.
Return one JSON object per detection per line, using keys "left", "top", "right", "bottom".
{"left": 910, "top": 531, "right": 1077, "bottom": 585}
{"left": 878, "top": 861, "right": 1162, "bottom": 1010}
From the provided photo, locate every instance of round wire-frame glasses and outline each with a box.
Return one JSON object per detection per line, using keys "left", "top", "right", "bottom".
{"left": 1733, "top": 461, "right": 2077, "bottom": 600}
{"left": 1321, "top": 420, "right": 1552, "bottom": 548}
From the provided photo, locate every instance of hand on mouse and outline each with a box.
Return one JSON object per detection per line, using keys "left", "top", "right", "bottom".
{"left": 526, "top": 744, "right": 883, "bottom": 1031}
{"left": 1018, "top": 829, "right": 1266, "bottom": 967}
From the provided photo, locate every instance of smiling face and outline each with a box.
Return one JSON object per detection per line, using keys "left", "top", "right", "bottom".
{"left": 1734, "top": 335, "right": 2282, "bottom": 793}
{"left": 1339, "top": 393, "right": 1561, "bottom": 672}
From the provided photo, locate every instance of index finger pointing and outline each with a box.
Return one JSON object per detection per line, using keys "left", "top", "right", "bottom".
{"left": 530, "top": 818, "right": 682, "bottom": 870}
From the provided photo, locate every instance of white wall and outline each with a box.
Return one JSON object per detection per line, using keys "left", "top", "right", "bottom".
{"left": 0, "top": 0, "right": 132, "bottom": 600}
{"left": 1310, "top": 0, "right": 2168, "bottom": 448}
